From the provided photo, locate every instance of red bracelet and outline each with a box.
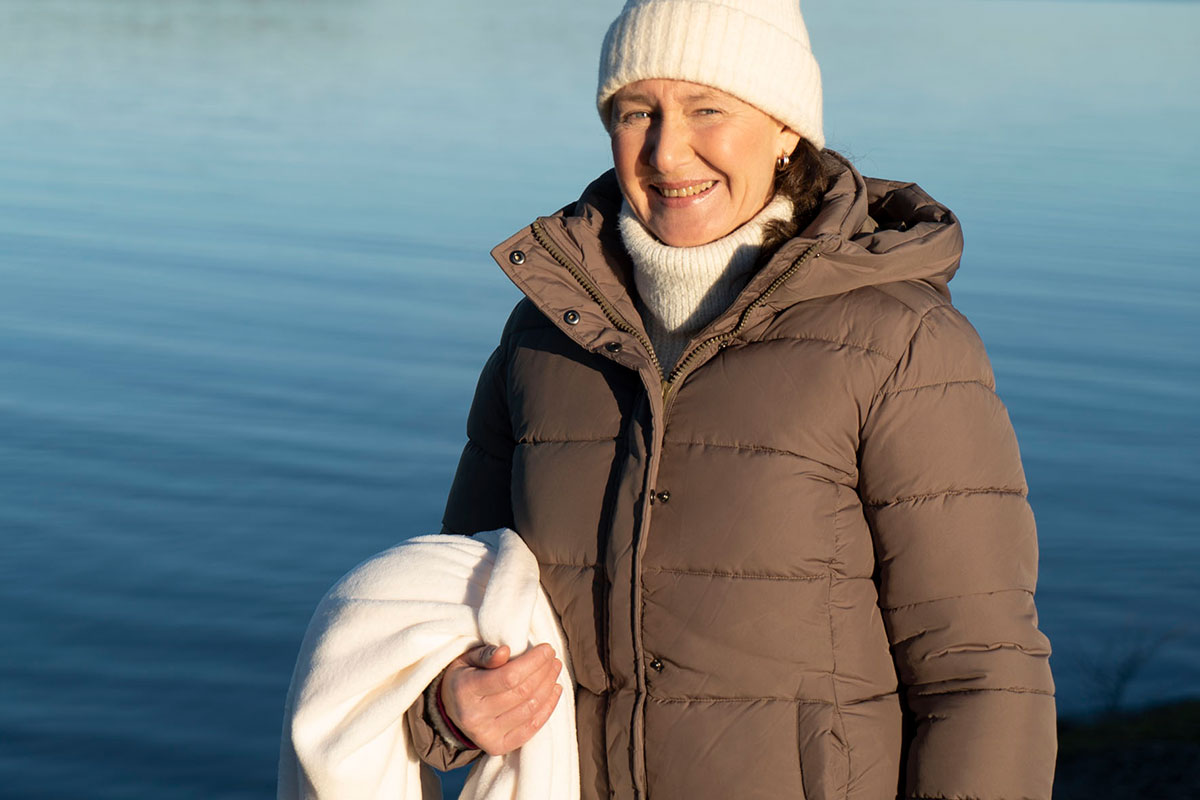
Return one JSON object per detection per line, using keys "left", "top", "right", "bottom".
{"left": 436, "top": 677, "right": 479, "bottom": 751}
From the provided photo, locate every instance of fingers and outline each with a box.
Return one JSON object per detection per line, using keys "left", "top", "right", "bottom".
{"left": 460, "top": 643, "right": 558, "bottom": 701}
{"left": 494, "top": 677, "right": 564, "bottom": 753}
{"left": 470, "top": 665, "right": 564, "bottom": 756}
{"left": 441, "top": 642, "right": 565, "bottom": 756}
{"left": 463, "top": 643, "right": 510, "bottom": 670}
{"left": 486, "top": 648, "right": 562, "bottom": 715}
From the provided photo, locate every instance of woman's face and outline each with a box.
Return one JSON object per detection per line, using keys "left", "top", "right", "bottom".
{"left": 610, "top": 79, "right": 801, "bottom": 248}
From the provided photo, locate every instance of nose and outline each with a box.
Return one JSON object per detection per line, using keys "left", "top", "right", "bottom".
{"left": 645, "top": 117, "right": 692, "bottom": 175}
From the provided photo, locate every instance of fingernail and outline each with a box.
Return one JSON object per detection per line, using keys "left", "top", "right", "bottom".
{"left": 482, "top": 645, "right": 496, "bottom": 661}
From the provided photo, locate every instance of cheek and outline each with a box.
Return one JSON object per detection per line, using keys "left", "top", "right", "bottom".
{"left": 611, "top": 135, "right": 643, "bottom": 195}
{"left": 739, "top": 134, "right": 779, "bottom": 193}
{"left": 716, "top": 133, "right": 770, "bottom": 189}
{"left": 725, "top": 157, "right": 773, "bottom": 210}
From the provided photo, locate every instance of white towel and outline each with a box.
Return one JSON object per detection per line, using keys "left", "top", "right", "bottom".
{"left": 278, "top": 529, "right": 579, "bottom": 800}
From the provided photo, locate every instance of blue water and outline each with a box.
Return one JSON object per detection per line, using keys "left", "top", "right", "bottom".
{"left": 0, "top": 1, "right": 1197, "bottom": 797}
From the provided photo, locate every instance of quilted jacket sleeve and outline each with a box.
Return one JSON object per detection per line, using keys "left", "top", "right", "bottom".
{"left": 441, "top": 341, "right": 516, "bottom": 536}
{"left": 858, "top": 304, "right": 1056, "bottom": 800}
{"left": 405, "top": 338, "right": 518, "bottom": 771}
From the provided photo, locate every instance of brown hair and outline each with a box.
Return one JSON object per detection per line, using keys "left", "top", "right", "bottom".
{"left": 760, "top": 139, "right": 833, "bottom": 259}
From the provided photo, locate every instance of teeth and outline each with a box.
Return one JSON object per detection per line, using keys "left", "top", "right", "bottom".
{"left": 658, "top": 181, "right": 714, "bottom": 198}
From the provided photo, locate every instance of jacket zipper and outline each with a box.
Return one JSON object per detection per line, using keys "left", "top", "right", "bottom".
{"left": 660, "top": 241, "right": 822, "bottom": 415}
{"left": 531, "top": 218, "right": 659, "bottom": 798}
{"left": 531, "top": 220, "right": 822, "bottom": 410}
{"left": 530, "top": 223, "right": 820, "bottom": 798}
{"left": 530, "top": 220, "right": 665, "bottom": 381}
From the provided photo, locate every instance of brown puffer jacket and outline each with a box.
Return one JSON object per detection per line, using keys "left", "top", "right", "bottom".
{"left": 417, "top": 154, "right": 1056, "bottom": 799}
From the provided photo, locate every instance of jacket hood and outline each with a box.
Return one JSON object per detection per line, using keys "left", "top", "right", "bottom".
{"left": 780, "top": 150, "right": 962, "bottom": 301}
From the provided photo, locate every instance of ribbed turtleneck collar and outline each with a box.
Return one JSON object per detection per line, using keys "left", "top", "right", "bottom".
{"left": 619, "top": 193, "right": 794, "bottom": 375}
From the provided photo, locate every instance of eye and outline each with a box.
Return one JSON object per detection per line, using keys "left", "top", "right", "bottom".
{"left": 695, "top": 107, "right": 722, "bottom": 116}
{"left": 615, "top": 109, "right": 652, "bottom": 127}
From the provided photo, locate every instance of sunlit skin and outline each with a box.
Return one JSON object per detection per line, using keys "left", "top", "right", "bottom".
{"left": 610, "top": 79, "right": 801, "bottom": 247}
{"left": 441, "top": 643, "right": 563, "bottom": 756}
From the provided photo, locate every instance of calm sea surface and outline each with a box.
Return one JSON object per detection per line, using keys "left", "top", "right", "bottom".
{"left": 1, "top": 1, "right": 1197, "bottom": 797}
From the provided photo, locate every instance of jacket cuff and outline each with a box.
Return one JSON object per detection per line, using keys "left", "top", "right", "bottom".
{"left": 403, "top": 675, "right": 482, "bottom": 772}
{"left": 430, "top": 673, "right": 479, "bottom": 751}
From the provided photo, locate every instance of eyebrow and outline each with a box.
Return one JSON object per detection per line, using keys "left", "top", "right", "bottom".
{"left": 612, "top": 88, "right": 725, "bottom": 106}
{"left": 612, "top": 91, "right": 653, "bottom": 106}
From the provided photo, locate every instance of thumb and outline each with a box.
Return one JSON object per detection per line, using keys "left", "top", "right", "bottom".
{"left": 463, "top": 643, "right": 510, "bottom": 670}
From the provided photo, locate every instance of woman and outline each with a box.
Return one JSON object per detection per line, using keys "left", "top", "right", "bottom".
{"left": 408, "top": 1, "right": 1057, "bottom": 797}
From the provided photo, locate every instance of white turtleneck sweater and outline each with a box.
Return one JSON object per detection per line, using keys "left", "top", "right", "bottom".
{"left": 618, "top": 194, "right": 794, "bottom": 376}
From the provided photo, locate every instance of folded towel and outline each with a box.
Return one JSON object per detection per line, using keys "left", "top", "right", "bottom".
{"left": 278, "top": 529, "right": 579, "bottom": 799}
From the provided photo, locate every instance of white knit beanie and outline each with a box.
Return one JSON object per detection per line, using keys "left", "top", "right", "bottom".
{"left": 597, "top": 0, "right": 824, "bottom": 150}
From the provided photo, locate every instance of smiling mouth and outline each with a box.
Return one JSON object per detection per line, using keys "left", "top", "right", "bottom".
{"left": 653, "top": 181, "right": 716, "bottom": 198}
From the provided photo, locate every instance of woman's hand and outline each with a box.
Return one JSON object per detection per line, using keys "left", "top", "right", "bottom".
{"left": 440, "top": 642, "right": 564, "bottom": 756}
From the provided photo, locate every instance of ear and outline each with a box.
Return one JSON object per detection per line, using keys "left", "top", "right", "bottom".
{"left": 777, "top": 126, "right": 803, "bottom": 158}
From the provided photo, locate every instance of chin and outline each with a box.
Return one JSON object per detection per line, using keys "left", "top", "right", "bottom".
{"left": 652, "top": 224, "right": 724, "bottom": 248}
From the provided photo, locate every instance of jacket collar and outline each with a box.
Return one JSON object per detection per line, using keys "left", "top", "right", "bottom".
{"left": 490, "top": 152, "right": 963, "bottom": 374}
